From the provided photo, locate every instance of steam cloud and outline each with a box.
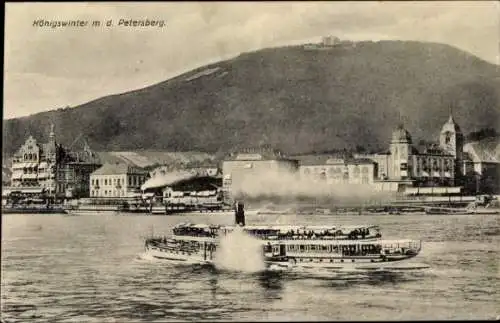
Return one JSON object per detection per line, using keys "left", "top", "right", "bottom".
{"left": 214, "top": 226, "right": 266, "bottom": 272}
{"left": 230, "top": 168, "right": 395, "bottom": 208}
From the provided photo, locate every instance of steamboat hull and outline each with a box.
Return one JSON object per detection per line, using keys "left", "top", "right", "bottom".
{"left": 144, "top": 238, "right": 421, "bottom": 270}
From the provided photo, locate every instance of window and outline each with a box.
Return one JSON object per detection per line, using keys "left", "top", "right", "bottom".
{"left": 353, "top": 166, "right": 360, "bottom": 178}
{"left": 104, "top": 179, "right": 108, "bottom": 185}
{"left": 444, "top": 132, "right": 452, "bottom": 144}
{"left": 400, "top": 146, "right": 406, "bottom": 159}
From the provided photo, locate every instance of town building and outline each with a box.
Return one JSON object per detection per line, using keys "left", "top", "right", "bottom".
{"left": 354, "top": 114, "right": 462, "bottom": 192}
{"left": 221, "top": 147, "right": 299, "bottom": 203}
{"left": 7, "top": 125, "right": 101, "bottom": 199}
{"left": 462, "top": 137, "right": 500, "bottom": 194}
{"left": 150, "top": 164, "right": 220, "bottom": 178}
{"left": 57, "top": 148, "right": 102, "bottom": 198}
{"left": 296, "top": 154, "right": 377, "bottom": 185}
{"left": 89, "top": 163, "right": 149, "bottom": 198}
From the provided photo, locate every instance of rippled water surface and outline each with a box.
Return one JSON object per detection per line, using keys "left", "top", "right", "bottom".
{"left": 1, "top": 212, "right": 499, "bottom": 322}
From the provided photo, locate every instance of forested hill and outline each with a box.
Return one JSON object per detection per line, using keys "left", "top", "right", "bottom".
{"left": 4, "top": 40, "right": 500, "bottom": 156}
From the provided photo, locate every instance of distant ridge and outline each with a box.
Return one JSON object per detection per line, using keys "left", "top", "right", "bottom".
{"left": 3, "top": 40, "right": 499, "bottom": 157}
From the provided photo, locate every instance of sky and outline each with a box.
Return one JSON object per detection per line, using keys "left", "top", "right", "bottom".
{"left": 4, "top": 1, "right": 500, "bottom": 119}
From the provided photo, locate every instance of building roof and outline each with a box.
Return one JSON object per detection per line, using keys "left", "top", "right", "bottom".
{"left": 141, "top": 171, "right": 195, "bottom": 191}
{"left": 441, "top": 114, "right": 462, "bottom": 134}
{"left": 294, "top": 154, "right": 333, "bottom": 166}
{"left": 463, "top": 137, "right": 500, "bottom": 163}
{"left": 65, "top": 150, "right": 101, "bottom": 164}
{"left": 225, "top": 147, "right": 296, "bottom": 162}
{"left": 295, "top": 154, "right": 374, "bottom": 166}
{"left": 349, "top": 158, "right": 376, "bottom": 165}
{"left": 91, "top": 163, "right": 148, "bottom": 176}
{"left": 412, "top": 143, "right": 451, "bottom": 156}
{"left": 462, "top": 151, "right": 474, "bottom": 162}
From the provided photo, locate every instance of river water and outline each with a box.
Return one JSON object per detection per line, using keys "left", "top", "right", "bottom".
{"left": 1, "top": 212, "right": 499, "bottom": 322}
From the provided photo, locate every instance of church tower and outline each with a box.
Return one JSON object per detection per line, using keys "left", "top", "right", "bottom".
{"left": 389, "top": 124, "right": 412, "bottom": 180}
{"left": 46, "top": 123, "right": 58, "bottom": 163}
{"left": 439, "top": 111, "right": 464, "bottom": 180}
{"left": 439, "top": 111, "right": 464, "bottom": 160}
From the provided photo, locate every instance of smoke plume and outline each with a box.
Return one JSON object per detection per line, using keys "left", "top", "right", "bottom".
{"left": 230, "top": 168, "right": 395, "bottom": 208}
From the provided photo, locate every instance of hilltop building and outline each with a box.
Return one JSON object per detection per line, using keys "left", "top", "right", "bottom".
{"left": 321, "top": 35, "right": 341, "bottom": 47}
{"left": 303, "top": 36, "right": 356, "bottom": 51}
{"left": 7, "top": 125, "right": 101, "bottom": 199}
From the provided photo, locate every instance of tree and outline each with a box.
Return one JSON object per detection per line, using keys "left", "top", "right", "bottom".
{"left": 355, "top": 145, "right": 366, "bottom": 153}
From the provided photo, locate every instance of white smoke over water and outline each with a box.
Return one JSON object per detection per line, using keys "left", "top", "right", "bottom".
{"left": 214, "top": 226, "right": 266, "bottom": 273}
{"left": 231, "top": 168, "right": 395, "bottom": 208}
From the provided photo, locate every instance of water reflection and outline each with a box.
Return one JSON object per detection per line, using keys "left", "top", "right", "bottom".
{"left": 197, "top": 264, "right": 422, "bottom": 301}
{"left": 257, "top": 270, "right": 284, "bottom": 291}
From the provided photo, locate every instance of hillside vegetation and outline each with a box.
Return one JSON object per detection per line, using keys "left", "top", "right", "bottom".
{"left": 4, "top": 40, "right": 499, "bottom": 157}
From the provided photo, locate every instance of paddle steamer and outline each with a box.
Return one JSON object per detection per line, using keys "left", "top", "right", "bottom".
{"left": 144, "top": 203, "right": 422, "bottom": 269}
